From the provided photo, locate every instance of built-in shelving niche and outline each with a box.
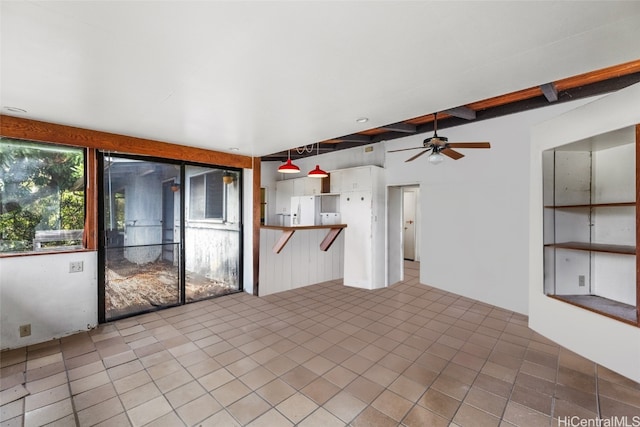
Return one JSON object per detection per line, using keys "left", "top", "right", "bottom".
{"left": 543, "top": 125, "right": 639, "bottom": 326}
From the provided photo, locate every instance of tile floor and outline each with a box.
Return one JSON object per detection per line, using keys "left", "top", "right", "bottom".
{"left": 1, "top": 262, "right": 639, "bottom": 426}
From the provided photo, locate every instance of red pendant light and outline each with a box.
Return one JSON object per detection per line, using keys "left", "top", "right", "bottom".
{"left": 307, "top": 143, "right": 328, "bottom": 178}
{"left": 308, "top": 164, "right": 328, "bottom": 178}
{"left": 278, "top": 150, "right": 300, "bottom": 174}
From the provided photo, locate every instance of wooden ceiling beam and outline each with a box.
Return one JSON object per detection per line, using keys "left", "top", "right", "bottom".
{"left": 262, "top": 60, "right": 640, "bottom": 162}
{"left": 444, "top": 106, "right": 476, "bottom": 120}
{"left": 540, "top": 82, "right": 558, "bottom": 102}
{"left": 334, "top": 134, "right": 372, "bottom": 143}
{"left": 380, "top": 123, "right": 417, "bottom": 133}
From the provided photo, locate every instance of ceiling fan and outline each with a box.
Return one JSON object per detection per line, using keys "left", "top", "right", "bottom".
{"left": 388, "top": 112, "right": 491, "bottom": 164}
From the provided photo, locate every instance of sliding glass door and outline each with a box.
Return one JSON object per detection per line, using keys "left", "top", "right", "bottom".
{"left": 101, "top": 155, "right": 181, "bottom": 321}
{"left": 99, "top": 153, "right": 242, "bottom": 322}
{"left": 184, "top": 166, "right": 241, "bottom": 301}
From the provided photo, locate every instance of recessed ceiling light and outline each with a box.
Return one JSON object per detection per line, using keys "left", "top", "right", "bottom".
{"left": 356, "top": 117, "right": 369, "bottom": 123}
{"left": 4, "top": 106, "right": 27, "bottom": 113}
{"left": 229, "top": 147, "right": 240, "bottom": 151}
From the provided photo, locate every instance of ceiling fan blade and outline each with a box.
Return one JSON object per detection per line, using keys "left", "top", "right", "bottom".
{"left": 406, "top": 149, "right": 431, "bottom": 162}
{"left": 447, "top": 142, "right": 491, "bottom": 149}
{"left": 441, "top": 148, "right": 465, "bottom": 160}
{"left": 388, "top": 146, "right": 428, "bottom": 153}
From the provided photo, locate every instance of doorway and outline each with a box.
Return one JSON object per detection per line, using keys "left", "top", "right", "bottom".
{"left": 403, "top": 187, "right": 419, "bottom": 261}
{"left": 98, "top": 153, "right": 243, "bottom": 322}
{"left": 387, "top": 185, "right": 420, "bottom": 286}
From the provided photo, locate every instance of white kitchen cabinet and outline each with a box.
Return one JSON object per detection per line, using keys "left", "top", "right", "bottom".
{"left": 276, "top": 177, "right": 322, "bottom": 214}
{"left": 339, "top": 165, "right": 385, "bottom": 289}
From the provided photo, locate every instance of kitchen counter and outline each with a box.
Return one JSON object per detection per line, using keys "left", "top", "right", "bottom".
{"left": 258, "top": 224, "right": 346, "bottom": 296}
{"left": 260, "top": 224, "right": 347, "bottom": 253}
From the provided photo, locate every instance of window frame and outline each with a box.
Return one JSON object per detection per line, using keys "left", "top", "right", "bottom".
{"left": 0, "top": 138, "right": 88, "bottom": 256}
{"left": 188, "top": 169, "right": 226, "bottom": 222}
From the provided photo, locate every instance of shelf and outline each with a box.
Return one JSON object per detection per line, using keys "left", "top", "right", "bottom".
{"left": 550, "top": 294, "right": 638, "bottom": 325}
{"left": 546, "top": 241, "right": 636, "bottom": 255}
{"left": 544, "top": 202, "right": 635, "bottom": 208}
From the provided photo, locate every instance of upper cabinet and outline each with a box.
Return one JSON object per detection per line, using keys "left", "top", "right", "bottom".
{"left": 275, "top": 176, "right": 323, "bottom": 215}
{"left": 543, "top": 125, "right": 639, "bottom": 325}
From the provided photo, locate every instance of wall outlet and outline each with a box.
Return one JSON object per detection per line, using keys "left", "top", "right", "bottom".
{"left": 19, "top": 324, "right": 31, "bottom": 337}
{"left": 69, "top": 261, "right": 83, "bottom": 273}
{"left": 578, "top": 275, "right": 585, "bottom": 287}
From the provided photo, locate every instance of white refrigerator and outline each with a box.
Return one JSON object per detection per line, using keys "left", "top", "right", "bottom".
{"left": 290, "top": 196, "right": 319, "bottom": 226}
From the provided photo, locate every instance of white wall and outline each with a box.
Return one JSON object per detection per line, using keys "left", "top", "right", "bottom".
{"left": 0, "top": 251, "right": 98, "bottom": 349}
{"left": 529, "top": 82, "right": 640, "bottom": 382}
{"left": 242, "top": 167, "right": 254, "bottom": 295}
{"left": 385, "top": 100, "right": 595, "bottom": 315}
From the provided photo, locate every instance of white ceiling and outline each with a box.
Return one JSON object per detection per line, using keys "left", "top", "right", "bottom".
{"left": 2, "top": 1, "right": 640, "bottom": 158}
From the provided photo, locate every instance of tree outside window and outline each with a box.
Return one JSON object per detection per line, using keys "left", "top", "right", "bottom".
{"left": 0, "top": 138, "right": 85, "bottom": 252}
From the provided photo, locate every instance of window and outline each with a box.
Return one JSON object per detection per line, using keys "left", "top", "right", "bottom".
{"left": 189, "top": 170, "right": 224, "bottom": 220}
{"left": 0, "top": 138, "right": 85, "bottom": 253}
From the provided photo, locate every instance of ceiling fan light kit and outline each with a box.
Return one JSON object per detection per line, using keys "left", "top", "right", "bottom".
{"left": 428, "top": 152, "right": 445, "bottom": 165}
{"left": 388, "top": 112, "right": 491, "bottom": 164}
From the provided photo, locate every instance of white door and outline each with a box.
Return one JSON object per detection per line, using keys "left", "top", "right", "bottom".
{"left": 403, "top": 189, "right": 417, "bottom": 261}
{"left": 341, "top": 191, "right": 372, "bottom": 288}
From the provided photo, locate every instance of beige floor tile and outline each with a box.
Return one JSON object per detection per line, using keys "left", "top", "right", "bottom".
{"left": 301, "top": 377, "right": 340, "bottom": 405}
{"left": 510, "top": 384, "right": 552, "bottom": 415}
{"left": 198, "top": 367, "right": 234, "bottom": 391}
{"left": 23, "top": 398, "right": 73, "bottom": 427}
{"left": 227, "top": 393, "right": 270, "bottom": 425}
{"left": 463, "top": 386, "right": 508, "bottom": 417}
{"left": 502, "top": 401, "right": 551, "bottom": 427}
{"left": 350, "top": 405, "right": 397, "bottom": 427}
{"left": 25, "top": 372, "right": 68, "bottom": 395}
{"left": 255, "top": 378, "right": 295, "bottom": 406}
{"left": 211, "top": 379, "right": 251, "bottom": 407}
{"left": 164, "top": 380, "right": 206, "bottom": 409}
{"left": 77, "top": 396, "right": 124, "bottom": 426}
{"left": 238, "top": 366, "right": 275, "bottom": 390}
{"left": 154, "top": 367, "right": 193, "bottom": 393}
{"left": 323, "top": 390, "right": 367, "bottom": 423}
{"left": 453, "top": 403, "right": 500, "bottom": 427}
{"left": 297, "top": 407, "right": 344, "bottom": 427}
{"left": 69, "top": 370, "right": 111, "bottom": 395}
{"left": 73, "top": 383, "right": 117, "bottom": 412}
{"left": 418, "top": 388, "right": 461, "bottom": 419}
{"left": 1, "top": 399, "right": 24, "bottom": 422}
{"left": 371, "top": 389, "right": 413, "bottom": 422}
{"left": 176, "top": 393, "right": 221, "bottom": 426}
{"left": 113, "top": 370, "right": 152, "bottom": 395}
{"left": 26, "top": 353, "right": 63, "bottom": 372}
{"left": 276, "top": 393, "right": 318, "bottom": 424}
{"left": 119, "top": 381, "right": 161, "bottom": 410}
{"left": 344, "top": 376, "right": 384, "bottom": 404}
{"left": 67, "top": 360, "right": 105, "bottom": 382}
{"left": 127, "top": 395, "right": 172, "bottom": 427}
{"left": 24, "top": 383, "right": 69, "bottom": 412}
{"left": 246, "top": 408, "right": 293, "bottom": 427}
{"left": 432, "top": 374, "right": 471, "bottom": 400}
{"left": 0, "top": 385, "right": 29, "bottom": 406}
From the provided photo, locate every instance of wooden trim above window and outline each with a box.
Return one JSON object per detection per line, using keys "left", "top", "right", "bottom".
{"left": 0, "top": 115, "right": 253, "bottom": 169}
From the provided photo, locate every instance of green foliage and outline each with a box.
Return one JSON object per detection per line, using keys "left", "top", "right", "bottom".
{"left": 0, "top": 205, "right": 42, "bottom": 251}
{"left": 0, "top": 138, "right": 84, "bottom": 252}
